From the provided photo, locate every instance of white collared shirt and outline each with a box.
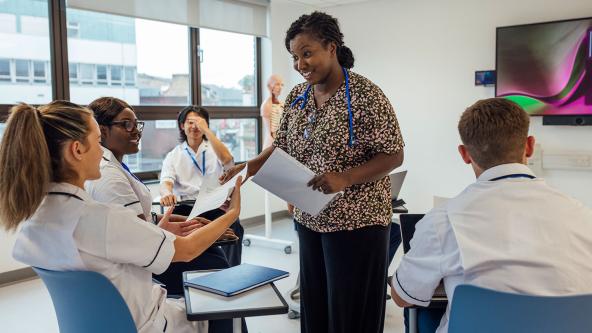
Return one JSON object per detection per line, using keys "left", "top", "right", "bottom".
{"left": 394, "top": 163, "right": 592, "bottom": 333}
{"left": 85, "top": 147, "right": 153, "bottom": 220}
{"left": 160, "top": 141, "right": 227, "bottom": 200}
{"left": 12, "top": 183, "right": 187, "bottom": 333}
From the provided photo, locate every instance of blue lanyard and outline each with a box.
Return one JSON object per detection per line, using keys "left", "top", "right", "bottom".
{"left": 121, "top": 162, "right": 145, "bottom": 187}
{"left": 290, "top": 67, "right": 355, "bottom": 147}
{"left": 185, "top": 148, "right": 206, "bottom": 176}
{"left": 490, "top": 173, "right": 536, "bottom": 181}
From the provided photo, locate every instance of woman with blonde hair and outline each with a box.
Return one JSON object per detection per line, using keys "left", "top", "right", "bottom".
{"left": 0, "top": 101, "right": 242, "bottom": 333}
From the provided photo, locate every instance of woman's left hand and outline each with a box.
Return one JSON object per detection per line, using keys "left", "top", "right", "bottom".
{"left": 307, "top": 172, "right": 351, "bottom": 194}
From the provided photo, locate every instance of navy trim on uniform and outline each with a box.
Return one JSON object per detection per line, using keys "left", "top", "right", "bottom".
{"left": 102, "top": 156, "right": 110, "bottom": 162}
{"left": 124, "top": 200, "right": 141, "bottom": 207}
{"left": 143, "top": 230, "right": 167, "bottom": 268}
{"left": 48, "top": 192, "right": 84, "bottom": 201}
{"left": 395, "top": 270, "right": 431, "bottom": 303}
{"left": 162, "top": 317, "right": 167, "bottom": 332}
{"left": 490, "top": 173, "right": 535, "bottom": 181}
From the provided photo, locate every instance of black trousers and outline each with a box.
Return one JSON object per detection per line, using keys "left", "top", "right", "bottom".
{"left": 154, "top": 205, "right": 246, "bottom": 333}
{"left": 199, "top": 208, "right": 243, "bottom": 267}
{"left": 296, "top": 222, "right": 390, "bottom": 333}
{"left": 173, "top": 205, "right": 244, "bottom": 267}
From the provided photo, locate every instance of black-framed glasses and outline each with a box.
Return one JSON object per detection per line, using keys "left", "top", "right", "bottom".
{"left": 110, "top": 120, "right": 145, "bottom": 132}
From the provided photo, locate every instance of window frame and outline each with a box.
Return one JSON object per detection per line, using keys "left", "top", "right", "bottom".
{"left": 0, "top": 1, "right": 263, "bottom": 181}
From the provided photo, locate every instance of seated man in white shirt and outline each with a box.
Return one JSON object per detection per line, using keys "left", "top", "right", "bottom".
{"left": 391, "top": 98, "right": 592, "bottom": 333}
{"left": 159, "top": 106, "right": 244, "bottom": 267}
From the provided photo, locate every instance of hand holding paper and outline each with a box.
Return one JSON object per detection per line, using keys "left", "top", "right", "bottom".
{"left": 188, "top": 169, "right": 247, "bottom": 219}
{"left": 251, "top": 148, "right": 340, "bottom": 216}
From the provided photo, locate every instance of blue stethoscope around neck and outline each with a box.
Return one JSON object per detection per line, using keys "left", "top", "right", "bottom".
{"left": 290, "top": 66, "right": 355, "bottom": 147}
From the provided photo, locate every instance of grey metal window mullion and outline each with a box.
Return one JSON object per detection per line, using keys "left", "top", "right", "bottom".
{"left": 255, "top": 37, "right": 263, "bottom": 153}
{"left": 190, "top": 27, "right": 201, "bottom": 106}
{"left": 48, "top": 0, "right": 70, "bottom": 101}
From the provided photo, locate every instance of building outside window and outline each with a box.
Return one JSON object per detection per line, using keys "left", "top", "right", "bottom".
{"left": 0, "top": 0, "right": 52, "bottom": 103}
{"left": 0, "top": 59, "right": 10, "bottom": 82}
{"left": 0, "top": 1, "right": 261, "bottom": 174}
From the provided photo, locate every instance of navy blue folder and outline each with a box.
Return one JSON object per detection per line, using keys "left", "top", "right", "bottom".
{"left": 184, "top": 264, "right": 290, "bottom": 297}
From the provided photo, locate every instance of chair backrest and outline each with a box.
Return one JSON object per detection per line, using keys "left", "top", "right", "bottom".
{"left": 449, "top": 284, "right": 592, "bottom": 333}
{"left": 33, "top": 267, "right": 137, "bottom": 333}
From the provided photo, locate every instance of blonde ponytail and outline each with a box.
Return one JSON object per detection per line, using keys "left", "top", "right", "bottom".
{"left": 0, "top": 101, "right": 91, "bottom": 231}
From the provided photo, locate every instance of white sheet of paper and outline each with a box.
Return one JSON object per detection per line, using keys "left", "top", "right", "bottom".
{"left": 188, "top": 167, "right": 247, "bottom": 219}
{"left": 251, "top": 148, "right": 339, "bottom": 216}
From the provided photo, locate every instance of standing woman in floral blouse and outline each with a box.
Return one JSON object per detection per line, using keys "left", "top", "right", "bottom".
{"left": 221, "top": 11, "right": 404, "bottom": 333}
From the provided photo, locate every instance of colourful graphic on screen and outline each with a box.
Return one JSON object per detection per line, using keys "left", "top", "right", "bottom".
{"left": 496, "top": 19, "right": 592, "bottom": 116}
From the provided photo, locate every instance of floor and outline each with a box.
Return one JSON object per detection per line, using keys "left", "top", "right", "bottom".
{"left": 0, "top": 217, "right": 406, "bottom": 333}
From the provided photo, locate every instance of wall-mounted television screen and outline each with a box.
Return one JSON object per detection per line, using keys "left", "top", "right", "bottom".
{"left": 496, "top": 17, "right": 592, "bottom": 116}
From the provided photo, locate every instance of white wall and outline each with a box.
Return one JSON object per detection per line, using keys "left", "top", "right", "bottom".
{"left": 269, "top": 1, "right": 315, "bottom": 95}
{"left": 323, "top": 0, "right": 592, "bottom": 213}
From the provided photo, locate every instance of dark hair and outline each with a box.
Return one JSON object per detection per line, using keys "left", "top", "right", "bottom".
{"left": 458, "top": 98, "right": 530, "bottom": 169}
{"left": 87, "top": 97, "right": 134, "bottom": 126}
{"left": 285, "top": 11, "right": 354, "bottom": 69}
{"left": 177, "top": 105, "right": 210, "bottom": 142}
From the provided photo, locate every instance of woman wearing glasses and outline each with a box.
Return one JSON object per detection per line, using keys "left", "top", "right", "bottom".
{"left": 2, "top": 101, "right": 243, "bottom": 333}
{"left": 84, "top": 97, "right": 240, "bottom": 332}
{"left": 159, "top": 106, "right": 244, "bottom": 267}
{"left": 220, "top": 12, "right": 404, "bottom": 333}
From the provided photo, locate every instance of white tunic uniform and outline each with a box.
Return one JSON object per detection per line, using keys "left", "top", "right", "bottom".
{"left": 85, "top": 147, "right": 152, "bottom": 220}
{"left": 12, "top": 182, "right": 206, "bottom": 333}
{"left": 160, "top": 141, "right": 225, "bottom": 200}
{"left": 394, "top": 163, "right": 592, "bottom": 333}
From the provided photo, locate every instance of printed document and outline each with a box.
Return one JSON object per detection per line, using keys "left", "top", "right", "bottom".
{"left": 188, "top": 167, "right": 247, "bottom": 219}
{"left": 251, "top": 148, "right": 339, "bottom": 216}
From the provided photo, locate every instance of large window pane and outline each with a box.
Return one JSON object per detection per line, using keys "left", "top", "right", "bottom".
{"left": 67, "top": 9, "right": 190, "bottom": 105}
{"left": 0, "top": 0, "right": 52, "bottom": 103}
{"left": 124, "top": 118, "right": 257, "bottom": 173}
{"left": 123, "top": 120, "right": 179, "bottom": 173}
{"left": 210, "top": 119, "right": 258, "bottom": 161}
{"left": 200, "top": 29, "right": 256, "bottom": 106}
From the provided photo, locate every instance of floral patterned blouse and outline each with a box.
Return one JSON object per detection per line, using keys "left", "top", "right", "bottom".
{"left": 273, "top": 70, "right": 404, "bottom": 232}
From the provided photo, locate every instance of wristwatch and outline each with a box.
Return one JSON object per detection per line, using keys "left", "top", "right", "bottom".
{"left": 151, "top": 212, "right": 158, "bottom": 225}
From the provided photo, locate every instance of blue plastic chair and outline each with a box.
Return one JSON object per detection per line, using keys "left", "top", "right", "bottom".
{"left": 33, "top": 267, "right": 137, "bottom": 333}
{"left": 449, "top": 284, "right": 592, "bottom": 333}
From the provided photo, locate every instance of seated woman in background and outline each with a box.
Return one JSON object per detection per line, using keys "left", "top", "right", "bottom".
{"left": 84, "top": 97, "right": 234, "bottom": 298}
{"left": 159, "top": 106, "right": 244, "bottom": 267}
{"left": 0, "top": 101, "right": 243, "bottom": 333}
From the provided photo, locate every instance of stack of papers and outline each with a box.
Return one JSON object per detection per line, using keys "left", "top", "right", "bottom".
{"left": 252, "top": 148, "right": 340, "bottom": 216}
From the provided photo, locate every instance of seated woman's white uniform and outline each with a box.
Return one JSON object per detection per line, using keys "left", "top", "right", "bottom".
{"left": 13, "top": 183, "right": 206, "bottom": 333}
{"left": 86, "top": 147, "right": 152, "bottom": 217}
{"left": 2, "top": 102, "right": 240, "bottom": 333}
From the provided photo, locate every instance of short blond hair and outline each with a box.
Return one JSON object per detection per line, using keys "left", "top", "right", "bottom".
{"left": 458, "top": 98, "right": 529, "bottom": 169}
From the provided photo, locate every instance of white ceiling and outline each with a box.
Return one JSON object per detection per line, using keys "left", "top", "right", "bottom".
{"left": 278, "top": 0, "right": 379, "bottom": 8}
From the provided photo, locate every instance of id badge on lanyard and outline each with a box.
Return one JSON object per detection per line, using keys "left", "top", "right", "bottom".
{"left": 185, "top": 147, "right": 206, "bottom": 176}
